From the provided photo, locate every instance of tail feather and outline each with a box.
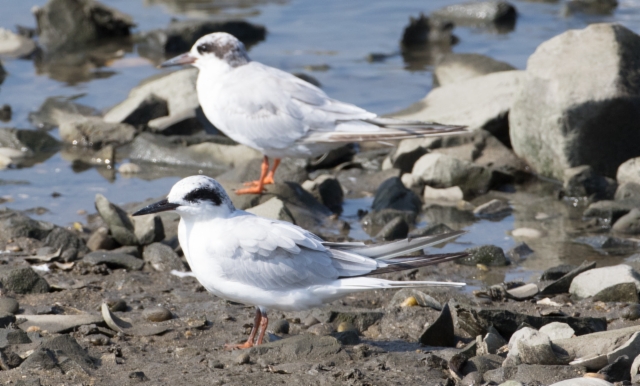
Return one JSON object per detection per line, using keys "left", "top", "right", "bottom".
{"left": 346, "top": 231, "right": 466, "bottom": 259}
{"left": 339, "top": 251, "right": 468, "bottom": 279}
{"left": 305, "top": 118, "right": 467, "bottom": 143}
{"left": 338, "top": 277, "right": 466, "bottom": 289}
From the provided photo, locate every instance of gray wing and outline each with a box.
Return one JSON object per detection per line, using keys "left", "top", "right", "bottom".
{"left": 213, "top": 62, "right": 376, "bottom": 151}
{"left": 213, "top": 215, "right": 380, "bottom": 290}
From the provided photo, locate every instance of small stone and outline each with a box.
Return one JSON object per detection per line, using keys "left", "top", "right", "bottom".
{"left": 142, "top": 243, "right": 185, "bottom": 272}
{"left": 87, "top": 334, "right": 111, "bottom": 346}
{"left": 86, "top": 227, "right": 117, "bottom": 251}
{"left": 457, "top": 245, "right": 509, "bottom": 266}
{"left": 0, "top": 297, "right": 19, "bottom": 315}
{"left": 235, "top": 352, "right": 250, "bottom": 365}
{"left": 303, "top": 316, "right": 319, "bottom": 327}
{"left": 107, "top": 299, "right": 127, "bottom": 312}
{"left": 95, "top": 194, "right": 138, "bottom": 246}
{"left": 84, "top": 251, "right": 144, "bottom": 271}
{"left": 0, "top": 313, "right": 16, "bottom": 328}
{"left": 511, "top": 228, "right": 543, "bottom": 238}
{"left": 208, "top": 359, "right": 224, "bottom": 369}
{"left": 375, "top": 216, "right": 409, "bottom": 241}
{"left": 142, "top": 306, "right": 172, "bottom": 322}
{"left": 0, "top": 268, "right": 50, "bottom": 294}
{"left": 507, "top": 283, "right": 539, "bottom": 300}
{"left": 621, "top": 304, "right": 640, "bottom": 321}
{"left": 306, "top": 323, "right": 334, "bottom": 336}
{"left": 337, "top": 322, "right": 357, "bottom": 333}
{"left": 423, "top": 185, "right": 464, "bottom": 202}
{"left": 372, "top": 177, "right": 422, "bottom": 214}
{"left": 132, "top": 215, "right": 165, "bottom": 246}
{"left": 128, "top": 371, "right": 148, "bottom": 382}
{"left": 419, "top": 303, "right": 455, "bottom": 347}
{"left": 473, "top": 199, "right": 511, "bottom": 217}
{"left": 506, "top": 242, "right": 534, "bottom": 261}
{"left": 334, "top": 330, "right": 360, "bottom": 345}
{"left": 270, "top": 319, "right": 289, "bottom": 335}
{"left": 612, "top": 208, "right": 640, "bottom": 235}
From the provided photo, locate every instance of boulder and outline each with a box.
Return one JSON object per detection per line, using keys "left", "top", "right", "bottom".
{"left": 617, "top": 157, "right": 640, "bottom": 185}
{"left": 59, "top": 117, "right": 136, "bottom": 147}
{"left": 539, "top": 322, "right": 575, "bottom": 342}
{"left": 434, "top": 53, "right": 515, "bottom": 87}
{"left": 510, "top": 24, "right": 640, "bottom": 180}
{"left": 393, "top": 71, "right": 525, "bottom": 140}
{"left": 563, "top": 165, "right": 617, "bottom": 200}
{"left": 94, "top": 193, "right": 138, "bottom": 246}
{"left": 29, "top": 95, "right": 100, "bottom": 130}
{"left": 615, "top": 182, "right": 640, "bottom": 201}
{"left": 33, "top": 0, "right": 134, "bottom": 52}
{"left": 569, "top": 265, "right": 640, "bottom": 300}
{"left": 412, "top": 152, "right": 492, "bottom": 197}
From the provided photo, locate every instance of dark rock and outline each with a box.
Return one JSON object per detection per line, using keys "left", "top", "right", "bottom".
{"left": 563, "top": 165, "right": 617, "bottom": 199}
{"left": 0, "top": 298, "right": 19, "bottom": 315}
{"left": 29, "top": 96, "right": 100, "bottom": 130}
{"left": 461, "top": 354, "right": 503, "bottom": 375}
{"left": 598, "top": 354, "right": 630, "bottom": 382}
{"left": 613, "top": 208, "right": 640, "bottom": 235}
{"left": 20, "top": 348, "right": 59, "bottom": 371}
{"left": 540, "top": 261, "right": 596, "bottom": 295}
{"left": 83, "top": 251, "right": 144, "bottom": 270}
{"left": 0, "top": 127, "right": 59, "bottom": 159}
{"left": 128, "top": 371, "right": 148, "bottom": 381}
{"left": 95, "top": 193, "right": 138, "bottom": 246}
{"left": 270, "top": 319, "right": 289, "bottom": 335}
{"left": 408, "top": 223, "right": 453, "bottom": 238}
{"left": 506, "top": 242, "right": 534, "bottom": 261}
{"left": 419, "top": 303, "right": 455, "bottom": 347}
{"left": 451, "top": 301, "right": 606, "bottom": 339}
{"left": 584, "top": 199, "right": 640, "bottom": 223}
{"left": 375, "top": 216, "right": 409, "bottom": 241}
{"left": 401, "top": 13, "right": 457, "bottom": 47}
{"left": 574, "top": 235, "right": 636, "bottom": 251}
{"left": 59, "top": 117, "right": 136, "bottom": 148}
{"left": 0, "top": 105, "right": 12, "bottom": 122}
{"left": 457, "top": 245, "right": 509, "bottom": 266}
{"left": 0, "top": 328, "right": 31, "bottom": 346}
{"left": 21, "top": 334, "right": 95, "bottom": 373}
{"left": 106, "top": 299, "right": 127, "bottom": 312}
{"left": 0, "top": 313, "right": 16, "bottom": 328}
{"left": 0, "top": 268, "right": 49, "bottom": 294}
{"left": 43, "top": 226, "right": 87, "bottom": 261}
{"left": 621, "top": 304, "right": 640, "bottom": 321}
{"left": 593, "top": 282, "right": 639, "bottom": 303}
{"left": 473, "top": 198, "right": 511, "bottom": 218}
{"left": 334, "top": 330, "right": 360, "bottom": 345}
{"left": 372, "top": 177, "right": 422, "bottom": 214}
{"left": 34, "top": 0, "right": 134, "bottom": 52}
{"left": 119, "top": 94, "right": 168, "bottom": 126}
{"left": 142, "top": 306, "right": 172, "bottom": 322}
{"left": 483, "top": 364, "right": 586, "bottom": 384}
{"left": 434, "top": 53, "right": 515, "bottom": 87}
{"left": 541, "top": 265, "right": 575, "bottom": 281}
{"left": 139, "top": 19, "right": 266, "bottom": 58}
{"left": 361, "top": 209, "right": 417, "bottom": 237}
{"left": 432, "top": 1, "right": 517, "bottom": 29}
{"left": 142, "top": 242, "right": 185, "bottom": 272}
{"left": 86, "top": 227, "right": 117, "bottom": 251}
{"left": 301, "top": 175, "right": 344, "bottom": 214}
{"left": 1, "top": 348, "right": 24, "bottom": 369}
{"left": 510, "top": 24, "right": 640, "bottom": 180}
{"left": 329, "top": 311, "right": 384, "bottom": 333}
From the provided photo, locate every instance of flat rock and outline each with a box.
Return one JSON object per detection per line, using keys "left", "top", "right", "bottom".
{"left": 84, "top": 251, "right": 144, "bottom": 271}
{"left": 434, "top": 53, "right": 515, "bottom": 87}
{"left": 584, "top": 199, "right": 640, "bottom": 223}
{"left": 16, "top": 314, "right": 103, "bottom": 334}
{"left": 29, "top": 95, "right": 101, "bottom": 130}
{"left": 462, "top": 354, "right": 503, "bottom": 375}
{"left": 432, "top": 1, "right": 517, "bottom": 27}
{"left": 539, "top": 322, "right": 575, "bottom": 342}
{"left": 510, "top": 24, "right": 640, "bottom": 179}
{"left": 412, "top": 152, "right": 492, "bottom": 197}
{"left": 569, "top": 264, "right": 640, "bottom": 300}
{"left": 483, "top": 365, "right": 587, "bottom": 385}
{"left": 540, "top": 261, "right": 596, "bottom": 295}
{"left": 142, "top": 243, "right": 184, "bottom": 272}
{"left": 59, "top": 117, "right": 136, "bottom": 148}
{"left": 21, "top": 334, "right": 95, "bottom": 373}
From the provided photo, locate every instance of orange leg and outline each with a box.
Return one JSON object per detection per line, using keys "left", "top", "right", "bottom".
{"left": 236, "top": 156, "right": 269, "bottom": 195}
{"left": 263, "top": 158, "right": 280, "bottom": 185}
{"left": 255, "top": 309, "right": 269, "bottom": 345}
{"left": 224, "top": 308, "right": 261, "bottom": 350}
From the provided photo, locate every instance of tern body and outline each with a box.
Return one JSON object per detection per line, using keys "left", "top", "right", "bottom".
{"left": 133, "top": 175, "right": 467, "bottom": 348}
{"left": 161, "top": 33, "right": 466, "bottom": 194}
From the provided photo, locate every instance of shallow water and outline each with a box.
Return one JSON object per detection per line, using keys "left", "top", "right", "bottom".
{"left": 1, "top": 0, "right": 639, "bottom": 284}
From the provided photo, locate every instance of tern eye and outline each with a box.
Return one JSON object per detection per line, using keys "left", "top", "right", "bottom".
{"left": 184, "top": 187, "right": 222, "bottom": 206}
{"left": 197, "top": 43, "right": 215, "bottom": 55}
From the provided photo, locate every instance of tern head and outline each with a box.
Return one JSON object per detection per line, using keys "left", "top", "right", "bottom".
{"left": 160, "top": 32, "right": 250, "bottom": 70}
{"left": 132, "top": 176, "right": 235, "bottom": 219}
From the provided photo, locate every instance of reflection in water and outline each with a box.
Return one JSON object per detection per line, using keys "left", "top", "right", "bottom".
{"left": 143, "top": 0, "right": 288, "bottom": 17}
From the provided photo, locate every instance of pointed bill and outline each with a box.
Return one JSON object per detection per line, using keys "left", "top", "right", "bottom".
{"left": 159, "top": 53, "right": 197, "bottom": 68}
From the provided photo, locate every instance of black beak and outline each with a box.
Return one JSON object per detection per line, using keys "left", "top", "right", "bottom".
{"left": 159, "top": 53, "right": 197, "bottom": 68}
{"left": 132, "top": 198, "right": 180, "bottom": 216}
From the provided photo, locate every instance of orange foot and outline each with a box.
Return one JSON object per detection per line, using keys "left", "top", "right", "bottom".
{"left": 242, "top": 175, "right": 275, "bottom": 187}
{"left": 235, "top": 185, "right": 266, "bottom": 195}
{"left": 223, "top": 341, "right": 254, "bottom": 350}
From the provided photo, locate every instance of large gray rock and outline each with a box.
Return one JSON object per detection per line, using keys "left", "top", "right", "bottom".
{"left": 539, "top": 322, "right": 575, "bottom": 342}
{"left": 104, "top": 68, "right": 198, "bottom": 125}
{"left": 507, "top": 327, "right": 565, "bottom": 365}
{"left": 393, "top": 71, "right": 525, "bottom": 140}
{"left": 59, "top": 117, "right": 136, "bottom": 147}
{"left": 510, "top": 24, "right": 640, "bottom": 180}
{"left": 617, "top": 157, "right": 640, "bottom": 185}
{"left": 95, "top": 194, "right": 138, "bottom": 246}
{"left": 434, "top": 53, "right": 515, "bottom": 87}
{"left": 33, "top": 0, "right": 134, "bottom": 52}
{"left": 132, "top": 215, "right": 164, "bottom": 245}
{"left": 29, "top": 96, "right": 100, "bottom": 130}
{"left": 412, "top": 152, "right": 492, "bottom": 197}
{"left": 569, "top": 265, "right": 640, "bottom": 300}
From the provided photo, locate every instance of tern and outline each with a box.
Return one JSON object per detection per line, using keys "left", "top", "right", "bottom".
{"left": 160, "top": 33, "right": 466, "bottom": 195}
{"left": 133, "top": 175, "right": 467, "bottom": 349}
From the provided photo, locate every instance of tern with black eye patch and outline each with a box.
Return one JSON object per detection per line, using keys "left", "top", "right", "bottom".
{"left": 160, "top": 32, "right": 467, "bottom": 195}
{"left": 132, "top": 175, "right": 467, "bottom": 349}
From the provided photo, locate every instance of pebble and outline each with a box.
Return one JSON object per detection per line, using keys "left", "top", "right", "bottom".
{"left": 622, "top": 304, "right": 640, "bottom": 321}
{"left": 208, "top": 359, "right": 224, "bottom": 369}
{"left": 511, "top": 227, "right": 543, "bottom": 238}
{"left": 307, "top": 323, "right": 334, "bottom": 336}
{"left": 0, "top": 297, "right": 19, "bottom": 315}
{"left": 235, "top": 352, "right": 250, "bottom": 365}
{"left": 270, "top": 319, "right": 290, "bottom": 334}
{"left": 303, "top": 316, "right": 320, "bottom": 327}
{"left": 87, "top": 334, "right": 111, "bottom": 346}
{"left": 337, "top": 322, "right": 357, "bottom": 333}
{"left": 142, "top": 306, "right": 173, "bottom": 322}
